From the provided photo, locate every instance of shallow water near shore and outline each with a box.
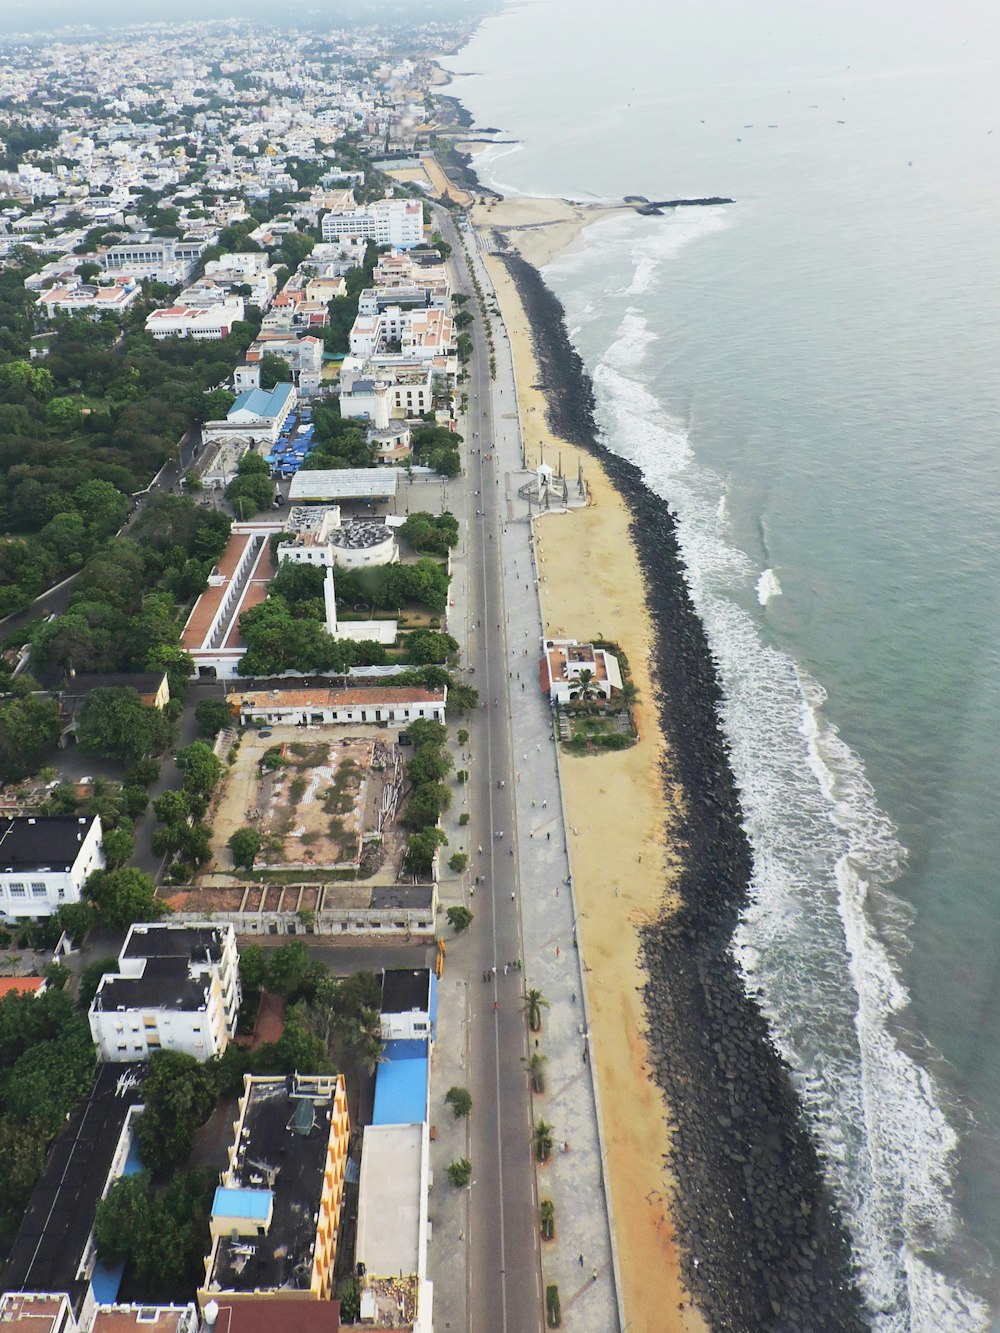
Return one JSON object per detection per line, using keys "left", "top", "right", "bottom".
{"left": 446, "top": 1, "right": 1000, "bottom": 1328}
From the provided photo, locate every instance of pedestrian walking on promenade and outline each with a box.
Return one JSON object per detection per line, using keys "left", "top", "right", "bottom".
{"left": 510, "top": 890, "right": 516, "bottom": 900}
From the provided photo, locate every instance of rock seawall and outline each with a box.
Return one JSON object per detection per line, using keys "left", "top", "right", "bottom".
{"left": 499, "top": 250, "right": 869, "bottom": 1333}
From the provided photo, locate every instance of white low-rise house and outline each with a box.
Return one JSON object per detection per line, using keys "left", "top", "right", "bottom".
{"left": 230, "top": 685, "right": 447, "bottom": 727}
{"left": 36, "top": 279, "right": 141, "bottom": 319}
{"left": 380, "top": 968, "right": 437, "bottom": 1042}
{"left": 321, "top": 196, "right": 423, "bottom": 248}
{"left": 0, "top": 815, "right": 104, "bottom": 922}
{"left": 89, "top": 923, "right": 240, "bottom": 1063}
{"left": 540, "top": 638, "right": 624, "bottom": 704}
{"left": 145, "top": 295, "right": 244, "bottom": 340}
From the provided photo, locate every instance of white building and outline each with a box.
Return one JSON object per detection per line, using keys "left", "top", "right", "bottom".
{"left": 89, "top": 922, "right": 240, "bottom": 1063}
{"left": 355, "top": 1123, "right": 432, "bottom": 1333}
{"left": 229, "top": 685, "right": 447, "bottom": 727}
{"left": 380, "top": 968, "right": 437, "bottom": 1042}
{"left": 145, "top": 296, "right": 244, "bottom": 340}
{"left": 539, "top": 638, "right": 624, "bottom": 704}
{"left": 277, "top": 506, "right": 398, "bottom": 570}
{"left": 101, "top": 235, "right": 206, "bottom": 283}
{"left": 36, "top": 279, "right": 141, "bottom": 320}
{"left": 321, "top": 196, "right": 423, "bottom": 249}
{"left": 235, "top": 333, "right": 324, "bottom": 395}
{"left": 0, "top": 815, "right": 104, "bottom": 923}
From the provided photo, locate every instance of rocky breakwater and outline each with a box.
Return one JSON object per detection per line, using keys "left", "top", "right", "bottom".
{"left": 501, "top": 250, "right": 868, "bottom": 1332}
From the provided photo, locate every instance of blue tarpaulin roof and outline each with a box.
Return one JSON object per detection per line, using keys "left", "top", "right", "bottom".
{"left": 372, "top": 1039, "right": 428, "bottom": 1126}
{"left": 90, "top": 1259, "right": 124, "bottom": 1305}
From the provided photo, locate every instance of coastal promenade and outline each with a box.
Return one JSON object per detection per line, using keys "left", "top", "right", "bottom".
{"left": 425, "top": 208, "right": 622, "bottom": 1331}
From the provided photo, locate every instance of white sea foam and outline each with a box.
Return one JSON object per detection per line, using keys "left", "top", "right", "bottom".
{"left": 756, "top": 567, "right": 782, "bottom": 604}
{"left": 570, "top": 291, "right": 991, "bottom": 1331}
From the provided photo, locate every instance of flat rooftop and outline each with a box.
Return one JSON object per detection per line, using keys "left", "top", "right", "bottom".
{"left": 93, "top": 956, "right": 210, "bottom": 1014}
{"left": 230, "top": 686, "right": 444, "bottom": 709}
{"left": 206, "top": 1300, "right": 340, "bottom": 1333}
{"left": 382, "top": 968, "right": 431, "bottom": 1014}
{"left": 288, "top": 468, "right": 398, "bottom": 502}
{"left": 91, "top": 1307, "right": 195, "bottom": 1333}
{"left": 356, "top": 1122, "right": 423, "bottom": 1277}
{"left": 0, "top": 1294, "right": 70, "bottom": 1333}
{"left": 372, "top": 1040, "right": 428, "bottom": 1127}
{"left": 122, "top": 923, "right": 226, "bottom": 964}
{"left": 1, "top": 1064, "right": 147, "bottom": 1300}
{"left": 206, "top": 1081, "right": 334, "bottom": 1295}
{"left": 0, "top": 815, "right": 97, "bottom": 873}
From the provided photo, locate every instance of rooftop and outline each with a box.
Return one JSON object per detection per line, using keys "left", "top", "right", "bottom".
{"left": 61, "top": 672, "right": 167, "bottom": 699}
{"left": 0, "top": 1293, "right": 70, "bottom": 1333}
{"left": 205, "top": 1300, "right": 340, "bottom": 1333}
{"left": 381, "top": 968, "right": 431, "bottom": 1015}
{"left": 230, "top": 686, "right": 445, "bottom": 709}
{"left": 371, "top": 1039, "right": 428, "bottom": 1127}
{"left": 1, "top": 1064, "right": 147, "bottom": 1301}
{"left": 355, "top": 1122, "right": 423, "bottom": 1277}
{"left": 288, "top": 468, "right": 399, "bottom": 502}
{"left": 230, "top": 383, "right": 294, "bottom": 420}
{"left": 206, "top": 1078, "right": 337, "bottom": 1295}
{"left": 0, "top": 815, "right": 98, "bottom": 874}
{"left": 91, "top": 1306, "right": 196, "bottom": 1333}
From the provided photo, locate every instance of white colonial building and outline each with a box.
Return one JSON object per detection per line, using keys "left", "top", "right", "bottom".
{"left": 145, "top": 296, "right": 244, "bottom": 340}
{"left": 540, "top": 638, "right": 624, "bottom": 705}
{"left": 0, "top": 815, "right": 104, "bottom": 922}
{"left": 229, "top": 685, "right": 447, "bottom": 727}
{"left": 89, "top": 922, "right": 240, "bottom": 1063}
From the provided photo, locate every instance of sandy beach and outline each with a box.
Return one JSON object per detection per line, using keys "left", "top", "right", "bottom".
{"left": 480, "top": 223, "right": 704, "bottom": 1333}
{"left": 475, "top": 194, "right": 629, "bottom": 268}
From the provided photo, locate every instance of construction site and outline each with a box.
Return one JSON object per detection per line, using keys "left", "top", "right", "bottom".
{"left": 208, "top": 727, "right": 408, "bottom": 880}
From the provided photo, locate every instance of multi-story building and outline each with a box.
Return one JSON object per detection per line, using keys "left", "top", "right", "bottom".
{"left": 321, "top": 197, "right": 423, "bottom": 249}
{"left": 101, "top": 235, "right": 206, "bottom": 284}
{"left": 234, "top": 334, "right": 324, "bottom": 395}
{"left": 0, "top": 815, "right": 104, "bottom": 923}
{"left": 88, "top": 923, "right": 240, "bottom": 1063}
{"left": 199, "top": 1074, "right": 351, "bottom": 1306}
{"left": 36, "top": 280, "right": 141, "bottom": 320}
{"left": 202, "top": 382, "right": 296, "bottom": 448}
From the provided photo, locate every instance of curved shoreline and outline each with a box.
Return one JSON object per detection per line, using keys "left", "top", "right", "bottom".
{"left": 499, "top": 249, "right": 869, "bottom": 1331}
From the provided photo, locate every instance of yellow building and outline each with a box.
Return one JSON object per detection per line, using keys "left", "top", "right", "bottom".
{"left": 199, "top": 1073, "right": 350, "bottom": 1304}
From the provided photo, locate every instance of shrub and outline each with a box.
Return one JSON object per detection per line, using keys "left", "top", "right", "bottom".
{"left": 540, "top": 1198, "right": 555, "bottom": 1241}
{"left": 446, "top": 905, "right": 473, "bottom": 933}
{"left": 444, "top": 1086, "right": 472, "bottom": 1118}
{"left": 448, "top": 852, "right": 468, "bottom": 873}
{"left": 546, "top": 1285, "right": 561, "bottom": 1327}
{"left": 447, "top": 1158, "right": 472, "bottom": 1187}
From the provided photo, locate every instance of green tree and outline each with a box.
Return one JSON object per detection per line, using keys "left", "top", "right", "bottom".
{"left": 153, "top": 789, "right": 190, "bottom": 825}
{"left": 445, "top": 1086, "right": 472, "bottom": 1118}
{"left": 448, "top": 851, "right": 468, "bottom": 873}
{"left": 101, "top": 825, "right": 134, "bottom": 869}
{"left": 135, "top": 1050, "right": 218, "bottom": 1175}
{"left": 0, "top": 695, "right": 60, "bottom": 782}
{"left": 408, "top": 743, "right": 453, "bottom": 787}
{"left": 228, "top": 826, "right": 262, "bottom": 869}
{"left": 404, "top": 782, "right": 451, "bottom": 831}
{"left": 87, "top": 867, "right": 166, "bottom": 930}
{"left": 56, "top": 902, "right": 96, "bottom": 949}
{"left": 259, "top": 352, "right": 292, "bottom": 390}
{"left": 95, "top": 1167, "right": 215, "bottom": 1291}
{"left": 403, "top": 629, "right": 459, "bottom": 666}
{"left": 524, "top": 1051, "right": 547, "bottom": 1093}
{"left": 404, "top": 827, "right": 447, "bottom": 874}
{"left": 77, "top": 688, "right": 170, "bottom": 763}
{"left": 446, "top": 905, "right": 473, "bottom": 933}
{"left": 0, "top": 1117, "right": 48, "bottom": 1232}
{"left": 175, "top": 740, "right": 224, "bottom": 796}
{"left": 263, "top": 941, "right": 313, "bottom": 998}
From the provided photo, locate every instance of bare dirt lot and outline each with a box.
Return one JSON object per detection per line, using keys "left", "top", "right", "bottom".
{"left": 208, "top": 726, "right": 407, "bottom": 879}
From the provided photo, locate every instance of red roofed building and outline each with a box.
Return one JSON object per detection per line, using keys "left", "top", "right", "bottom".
{"left": 539, "top": 638, "right": 623, "bottom": 705}
{"left": 228, "top": 685, "right": 446, "bottom": 726}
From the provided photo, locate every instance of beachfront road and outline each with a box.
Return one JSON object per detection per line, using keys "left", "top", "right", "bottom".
{"left": 445, "top": 209, "right": 543, "bottom": 1332}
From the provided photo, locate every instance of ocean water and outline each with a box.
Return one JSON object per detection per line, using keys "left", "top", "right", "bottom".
{"left": 444, "top": 2, "right": 1000, "bottom": 1329}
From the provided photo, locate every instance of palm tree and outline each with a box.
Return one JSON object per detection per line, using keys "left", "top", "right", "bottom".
{"left": 572, "top": 668, "right": 599, "bottom": 702}
{"left": 523, "top": 988, "right": 549, "bottom": 1033}
{"left": 523, "top": 1051, "right": 547, "bottom": 1093}
{"left": 533, "top": 1119, "right": 554, "bottom": 1163}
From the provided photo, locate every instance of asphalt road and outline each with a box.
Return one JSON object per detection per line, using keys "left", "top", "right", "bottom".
{"left": 440, "top": 208, "right": 542, "bottom": 1333}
